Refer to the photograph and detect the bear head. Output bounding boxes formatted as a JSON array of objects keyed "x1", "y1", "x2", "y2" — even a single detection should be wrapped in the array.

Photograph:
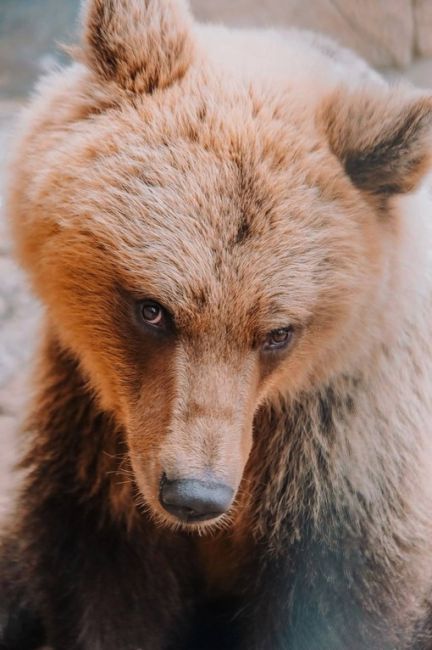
[{"x1": 8, "y1": 0, "x2": 432, "y2": 530}]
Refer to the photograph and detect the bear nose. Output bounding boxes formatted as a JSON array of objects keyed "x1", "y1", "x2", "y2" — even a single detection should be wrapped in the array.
[{"x1": 159, "y1": 477, "x2": 234, "y2": 522}]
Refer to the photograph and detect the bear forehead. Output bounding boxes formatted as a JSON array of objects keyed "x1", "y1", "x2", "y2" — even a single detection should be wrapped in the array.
[
  {"x1": 44, "y1": 77, "x2": 365, "y2": 327},
  {"x1": 59, "y1": 72, "x2": 329, "y2": 203},
  {"x1": 60, "y1": 79, "x2": 347, "y2": 253}
]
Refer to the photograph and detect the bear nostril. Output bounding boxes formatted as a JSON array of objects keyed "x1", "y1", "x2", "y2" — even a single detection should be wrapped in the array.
[{"x1": 159, "y1": 477, "x2": 234, "y2": 523}]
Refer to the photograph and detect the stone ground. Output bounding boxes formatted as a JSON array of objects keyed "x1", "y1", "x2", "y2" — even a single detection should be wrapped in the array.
[
  {"x1": 0, "y1": 5, "x2": 431, "y2": 527},
  {"x1": 0, "y1": 101, "x2": 41, "y2": 521}
]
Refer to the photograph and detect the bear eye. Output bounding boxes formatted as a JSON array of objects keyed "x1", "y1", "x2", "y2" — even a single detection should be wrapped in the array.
[
  {"x1": 138, "y1": 300, "x2": 166, "y2": 328},
  {"x1": 262, "y1": 326, "x2": 294, "y2": 352}
]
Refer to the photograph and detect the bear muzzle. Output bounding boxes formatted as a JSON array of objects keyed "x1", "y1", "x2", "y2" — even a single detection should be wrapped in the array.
[{"x1": 159, "y1": 475, "x2": 234, "y2": 523}]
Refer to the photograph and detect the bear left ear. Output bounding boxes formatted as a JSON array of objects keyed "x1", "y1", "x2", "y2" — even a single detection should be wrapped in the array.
[
  {"x1": 81, "y1": 0, "x2": 194, "y2": 93},
  {"x1": 321, "y1": 87, "x2": 432, "y2": 196}
]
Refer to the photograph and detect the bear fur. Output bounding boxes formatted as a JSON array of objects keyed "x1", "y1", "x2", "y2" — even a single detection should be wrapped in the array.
[{"x1": 2, "y1": 1, "x2": 432, "y2": 648}]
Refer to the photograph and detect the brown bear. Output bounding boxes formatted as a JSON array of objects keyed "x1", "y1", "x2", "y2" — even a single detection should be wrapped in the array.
[{"x1": 2, "y1": 0, "x2": 432, "y2": 648}]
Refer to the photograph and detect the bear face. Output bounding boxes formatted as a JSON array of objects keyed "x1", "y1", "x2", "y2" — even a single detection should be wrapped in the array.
[{"x1": 8, "y1": 0, "x2": 432, "y2": 531}]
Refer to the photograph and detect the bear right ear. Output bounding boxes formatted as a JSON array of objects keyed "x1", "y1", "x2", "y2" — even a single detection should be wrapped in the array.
[
  {"x1": 321, "y1": 86, "x2": 432, "y2": 197},
  {"x1": 81, "y1": 0, "x2": 195, "y2": 93}
]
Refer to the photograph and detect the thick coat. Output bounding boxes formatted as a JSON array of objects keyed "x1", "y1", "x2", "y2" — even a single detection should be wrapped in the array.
[{"x1": 2, "y1": 1, "x2": 432, "y2": 648}]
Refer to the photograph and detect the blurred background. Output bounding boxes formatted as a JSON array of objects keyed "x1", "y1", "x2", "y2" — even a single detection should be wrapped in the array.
[{"x1": 0, "y1": 0, "x2": 431, "y2": 518}]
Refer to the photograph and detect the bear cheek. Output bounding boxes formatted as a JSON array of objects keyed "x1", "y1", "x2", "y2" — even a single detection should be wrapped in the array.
[{"x1": 124, "y1": 356, "x2": 177, "y2": 492}]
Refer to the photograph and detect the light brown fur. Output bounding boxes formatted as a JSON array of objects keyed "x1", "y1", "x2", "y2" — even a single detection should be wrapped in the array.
[{"x1": 4, "y1": 1, "x2": 432, "y2": 648}]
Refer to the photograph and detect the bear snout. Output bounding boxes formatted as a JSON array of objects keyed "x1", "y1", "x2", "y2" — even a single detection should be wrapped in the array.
[{"x1": 159, "y1": 475, "x2": 234, "y2": 523}]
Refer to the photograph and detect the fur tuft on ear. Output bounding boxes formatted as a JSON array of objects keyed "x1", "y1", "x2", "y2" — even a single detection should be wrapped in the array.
[
  {"x1": 81, "y1": 0, "x2": 195, "y2": 93},
  {"x1": 321, "y1": 87, "x2": 432, "y2": 196}
]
